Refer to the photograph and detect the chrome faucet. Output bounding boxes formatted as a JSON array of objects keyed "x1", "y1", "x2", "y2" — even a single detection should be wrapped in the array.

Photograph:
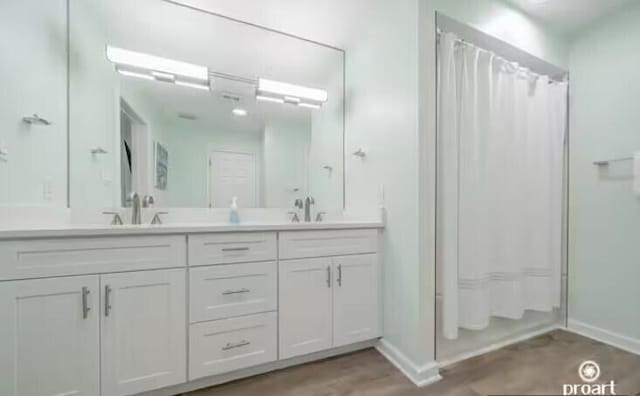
[
  {"x1": 142, "y1": 195, "x2": 154, "y2": 208},
  {"x1": 304, "y1": 196, "x2": 315, "y2": 222},
  {"x1": 130, "y1": 192, "x2": 141, "y2": 225}
]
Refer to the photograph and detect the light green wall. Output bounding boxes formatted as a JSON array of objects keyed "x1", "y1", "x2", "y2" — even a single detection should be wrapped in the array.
[
  {"x1": 158, "y1": 119, "x2": 263, "y2": 208},
  {"x1": 262, "y1": 122, "x2": 310, "y2": 208},
  {"x1": 429, "y1": 0, "x2": 569, "y2": 68},
  {"x1": 69, "y1": 0, "x2": 119, "y2": 208},
  {"x1": 310, "y1": 67, "x2": 344, "y2": 210},
  {"x1": 568, "y1": 1, "x2": 640, "y2": 341},
  {"x1": 0, "y1": 0, "x2": 67, "y2": 207}
]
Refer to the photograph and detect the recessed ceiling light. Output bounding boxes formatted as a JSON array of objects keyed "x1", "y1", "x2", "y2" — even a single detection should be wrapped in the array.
[{"x1": 232, "y1": 108, "x2": 248, "y2": 117}]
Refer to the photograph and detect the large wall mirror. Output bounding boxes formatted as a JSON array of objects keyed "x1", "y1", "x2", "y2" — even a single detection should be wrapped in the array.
[
  {"x1": 69, "y1": 0, "x2": 344, "y2": 209},
  {"x1": 0, "y1": 0, "x2": 344, "y2": 210},
  {"x1": 0, "y1": 1, "x2": 68, "y2": 207}
]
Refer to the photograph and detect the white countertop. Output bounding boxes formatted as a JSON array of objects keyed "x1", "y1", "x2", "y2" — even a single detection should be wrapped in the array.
[{"x1": 0, "y1": 220, "x2": 384, "y2": 240}]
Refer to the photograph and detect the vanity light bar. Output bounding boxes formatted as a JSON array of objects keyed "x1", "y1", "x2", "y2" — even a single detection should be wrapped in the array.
[
  {"x1": 115, "y1": 66, "x2": 210, "y2": 91},
  {"x1": 175, "y1": 80, "x2": 210, "y2": 91},
  {"x1": 256, "y1": 78, "x2": 328, "y2": 108},
  {"x1": 117, "y1": 69, "x2": 154, "y2": 81},
  {"x1": 284, "y1": 96, "x2": 301, "y2": 103},
  {"x1": 151, "y1": 70, "x2": 176, "y2": 82},
  {"x1": 106, "y1": 46, "x2": 209, "y2": 81},
  {"x1": 256, "y1": 95, "x2": 285, "y2": 104},
  {"x1": 298, "y1": 102, "x2": 321, "y2": 109}
]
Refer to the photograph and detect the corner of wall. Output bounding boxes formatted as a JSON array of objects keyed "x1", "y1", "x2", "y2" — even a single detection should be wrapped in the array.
[
  {"x1": 376, "y1": 338, "x2": 442, "y2": 387},
  {"x1": 567, "y1": 319, "x2": 640, "y2": 356}
]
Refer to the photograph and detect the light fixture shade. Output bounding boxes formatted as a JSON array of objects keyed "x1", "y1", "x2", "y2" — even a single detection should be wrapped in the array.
[
  {"x1": 298, "y1": 102, "x2": 321, "y2": 109},
  {"x1": 117, "y1": 69, "x2": 154, "y2": 81},
  {"x1": 257, "y1": 78, "x2": 328, "y2": 107},
  {"x1": 256, "y1": 95, "x2": 285, "y2": 104},
  {"x1": 174, "y1": 80, "x2": 210, "y2": 91},
  {"x1": 106, "y1": 46, "x2": 208, "y2": 81}
]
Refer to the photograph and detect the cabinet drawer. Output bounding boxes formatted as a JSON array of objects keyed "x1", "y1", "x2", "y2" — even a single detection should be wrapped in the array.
[
  {"x1": 279, "y1": 229, "x2": 378, "y2": 259},
  {"x1": 0, "y1": 235, "x2": 186, "y2": 280},
  {"x1": 188, "y1": 233, "x2": 276, "y2": 266},
  {"x1": 190, "y1": 262, "x2": 277, "y2": 323},
  {"x1": 189, "y1": 312, "x2": 277, "y2": 380}
]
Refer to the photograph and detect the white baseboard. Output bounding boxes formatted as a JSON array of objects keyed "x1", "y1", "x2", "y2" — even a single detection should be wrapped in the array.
[
  {"x1": 567, "y1": 319, "x2": 640, "y2": 356},
  {"x1": 437, "y1": 324, "x2": 560, "y2": 367},
  {"x1": 375, "y1": 339, "x2": 442, "y2": 387}
]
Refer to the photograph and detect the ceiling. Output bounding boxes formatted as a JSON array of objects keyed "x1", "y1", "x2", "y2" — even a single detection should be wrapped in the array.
[{"x1": 504, "y1": 0, "x2": 636, "y2": 34}]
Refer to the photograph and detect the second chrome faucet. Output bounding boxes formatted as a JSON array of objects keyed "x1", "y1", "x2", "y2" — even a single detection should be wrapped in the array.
[
  {"x1": 292, "y1": 196, "x2": 316, "y2": 223},
  {"x1": 129, "y1": 193, "x2": 157, "y2": 225}
]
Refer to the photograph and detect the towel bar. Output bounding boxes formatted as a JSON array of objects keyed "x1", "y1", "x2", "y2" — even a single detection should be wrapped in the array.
[{"x1": 593, "y1": 156, "x2": 633, "y2": 166}]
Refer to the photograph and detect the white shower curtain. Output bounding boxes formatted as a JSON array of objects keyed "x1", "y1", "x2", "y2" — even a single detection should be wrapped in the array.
[{"x1": 437, "y1": 32, "x2": 567, "y2": 340}]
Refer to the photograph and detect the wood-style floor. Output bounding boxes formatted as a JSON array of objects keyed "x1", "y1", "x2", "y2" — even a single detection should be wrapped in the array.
[{"x1": 186, "y1": 330, "x2": 640, "y2": 396}]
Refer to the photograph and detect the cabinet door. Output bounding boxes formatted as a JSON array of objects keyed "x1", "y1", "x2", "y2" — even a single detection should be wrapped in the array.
[
  {"x1": 0, "y1": 276, "x2": 99, "y2": 396},
  {"x1": 101, "y1": 269, "x2": 186, "y2": 396},
  {"x1": 279, "y1": 258, "x2": 333, "y2": 359},
  {"x1": 333, "y1": 254, "x2": 381, "y2": 347}
]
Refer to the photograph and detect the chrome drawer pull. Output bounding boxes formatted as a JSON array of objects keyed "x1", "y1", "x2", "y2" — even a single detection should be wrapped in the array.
[
  {"x1": 337, "y1": 264, "x2": 343, "y2": 287},
  {"x1": 222, "y1": 288, "x2": 250, "y2": 295},
  {"x1": 81, "y1": 287, "x2": 91, "y2": 319},
  {"x1": 326, "y1": 265, "x2": 331, "y2": 288},
  {"x1": 222, "y1": 340, "x2": 251, "y2": 351},
  {"x1": 221, "y1": 247, "x2": 250, "y2": 252},
  {"x1": 104, "y1": 285, "x2": 112, "y2": 317}
]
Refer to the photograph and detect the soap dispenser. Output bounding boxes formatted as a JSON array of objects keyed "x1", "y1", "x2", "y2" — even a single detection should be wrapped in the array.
[{"x1": 229, "y1": 196, "x2": 240, "y2": 224}]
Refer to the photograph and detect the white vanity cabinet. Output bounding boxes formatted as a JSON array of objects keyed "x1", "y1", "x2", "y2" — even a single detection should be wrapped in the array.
[
  {"x1": 0, "y1": 236, "x2": 187, "y2": 396},
  {"x1": 0, "y1": 225, "x2": 382, "y2": 395},
  {"x1": 0, "y1": 276, "x2": 100, "y2": 396},
  {"x1": 278, "y1": 230, "x2": 381, "y2": 359},
  {"x1": 332, "y1": 254, "x2": 381, "y2": 347},
  {"x1": 100, "y1": 269, "x2": 186, "y2": 396},
  {"x1": 189, "y1": 261, "x2": 277, "y2": 322},
  {"x1": 189, "y1": 312, "x2": 277, "y2": 380},
  {"x1": 187, "y1": 232, "x2": 279, "y2": 381},
  {"x1": 279, "y1": 257, "x2": 334, "y2": 358}
]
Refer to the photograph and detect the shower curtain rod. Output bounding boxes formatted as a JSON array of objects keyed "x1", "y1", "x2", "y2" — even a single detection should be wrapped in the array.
[{"x1": 436, "y1": 29, "x2": 567, "y2": 84}]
